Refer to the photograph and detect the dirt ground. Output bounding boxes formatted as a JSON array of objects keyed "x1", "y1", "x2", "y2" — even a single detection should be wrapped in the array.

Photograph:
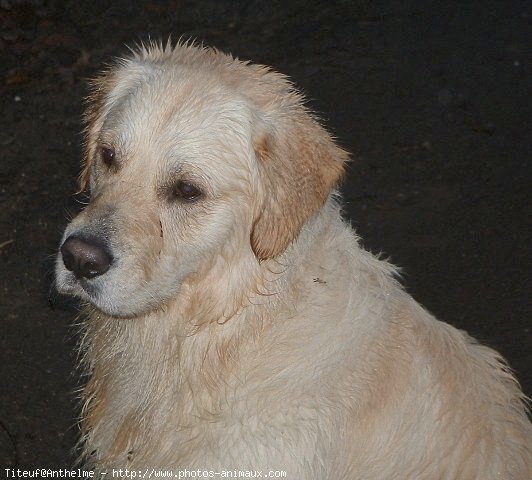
[{"x1": 1, "y1": 0, "x2": 530, "y2": 468}]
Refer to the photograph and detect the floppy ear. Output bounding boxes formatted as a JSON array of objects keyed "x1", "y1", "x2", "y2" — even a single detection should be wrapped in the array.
[
  {"x1": 78, "y1": 70, "x2": 117, "y2": 193},
  {"x1": 251, "y1": 114, "x2": 348, "y2": 260},
  {"x1": 78, "y1": 57, "x2": 157, "y2": 193}
]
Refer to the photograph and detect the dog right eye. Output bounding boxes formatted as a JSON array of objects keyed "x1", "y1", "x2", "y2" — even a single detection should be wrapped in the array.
[
  {"x1": 173, "y1": 181, "x2": 202, "y2": 201},
  {"x1": 100, "y1": 146, "x2": 115, "y2": 167}
]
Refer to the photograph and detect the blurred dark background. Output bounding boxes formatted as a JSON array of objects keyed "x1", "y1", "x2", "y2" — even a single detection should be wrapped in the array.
[{"x1": 1, "y1": 0, "x2": 530, "y2": 467}]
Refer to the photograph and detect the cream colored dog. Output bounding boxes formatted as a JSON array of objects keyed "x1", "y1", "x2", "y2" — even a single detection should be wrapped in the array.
[{"x1": 56, "y1": 42, "x2": 531, "y2": 478}]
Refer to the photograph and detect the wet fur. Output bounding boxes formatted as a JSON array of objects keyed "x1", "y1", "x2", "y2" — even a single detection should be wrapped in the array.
[{"x1": 56, "y1": 42, "x2": 531, "y2": 478}]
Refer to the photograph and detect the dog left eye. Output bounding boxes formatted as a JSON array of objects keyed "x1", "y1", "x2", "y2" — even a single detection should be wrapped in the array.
[
  {"x1": 100, "y1": 146, "x2": 115, "y2": 166},
  {"x1": 173, "y1": 181, "x2": 202, "y2": 201}
]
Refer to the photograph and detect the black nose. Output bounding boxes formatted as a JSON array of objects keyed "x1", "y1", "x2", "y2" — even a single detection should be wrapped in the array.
[{"x1": 61, "y1": 235, "x2": 113, "y2": 279}]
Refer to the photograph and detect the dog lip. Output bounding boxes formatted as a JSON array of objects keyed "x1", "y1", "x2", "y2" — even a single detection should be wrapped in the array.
[{"x1": 78, "y1": 277, "x2": 99, "y2": 296}]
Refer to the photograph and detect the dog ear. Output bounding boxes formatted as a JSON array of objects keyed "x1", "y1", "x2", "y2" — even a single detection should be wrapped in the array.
[
  {"x1": 78, "y1": 57, "x2": 157, "y2": 193},
  {"x1": 78, "y1": 70, "x2": 117, "y2": 193},
  {"x1": 251, "y1": 115, "x2": 348, "y2": 260}
]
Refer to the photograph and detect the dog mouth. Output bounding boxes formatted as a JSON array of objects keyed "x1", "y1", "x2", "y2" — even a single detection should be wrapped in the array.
[
  {"x1": 77, "y1": 277, "x2": 99, "y2": 296},
  {"x1": 57, "y1": 267, "x2": 125, "y2": 317},
  {"x1": 57, "y1": 250, "x2": 160, "y2": 319},
  {"x1": 56, "y1": 266, "x2": 101, "y2": 300}
]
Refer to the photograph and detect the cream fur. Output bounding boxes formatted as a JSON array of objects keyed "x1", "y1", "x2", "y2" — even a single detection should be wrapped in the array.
[{"x1": 56, "y1": 41, "x2": 531, "y2": 479}]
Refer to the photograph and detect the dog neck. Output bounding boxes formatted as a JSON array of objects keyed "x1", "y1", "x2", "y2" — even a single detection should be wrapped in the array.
[{"x1": 78, "y1": 200, "x2": 343, "y2": 465}]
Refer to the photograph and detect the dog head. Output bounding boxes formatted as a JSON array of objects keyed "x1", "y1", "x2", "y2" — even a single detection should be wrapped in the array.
[{"x1": 55, "y1": 42, "x2": 347, "y2": 318}]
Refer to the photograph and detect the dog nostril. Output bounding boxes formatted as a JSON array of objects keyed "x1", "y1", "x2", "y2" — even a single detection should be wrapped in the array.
[
  {"x1": 61, "y1": 248, "x2": 76, "y2": 272},
  {"x1": 60, "y1": 236, "x2": 113, "y2": 279}
]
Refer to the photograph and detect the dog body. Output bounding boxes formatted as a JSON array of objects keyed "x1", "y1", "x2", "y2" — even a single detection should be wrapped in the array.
[{"x1": 56, "y1": 43, "x2": 531, "y2": 478}]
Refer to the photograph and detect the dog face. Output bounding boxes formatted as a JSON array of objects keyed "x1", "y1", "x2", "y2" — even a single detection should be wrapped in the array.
[{"x1": 55, "y1": 43, "x2": 347, "y2": 318}]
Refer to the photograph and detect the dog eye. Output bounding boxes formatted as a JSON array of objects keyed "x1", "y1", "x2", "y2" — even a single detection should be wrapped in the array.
[
  {"x1": 173, "y1": 181, "x2": 202, "y2": 201},
  {"x1": 100, "y1": 146, "x2": 115, "y2": 166}
]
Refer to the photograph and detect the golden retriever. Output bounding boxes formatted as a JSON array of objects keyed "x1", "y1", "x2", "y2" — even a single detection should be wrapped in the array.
[{"x1": 55, "y1": 41, "x2": 531, "y2": 478}]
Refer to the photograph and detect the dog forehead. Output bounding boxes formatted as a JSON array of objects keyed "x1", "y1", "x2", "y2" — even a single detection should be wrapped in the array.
[{"x1": 106, "y1": 65, "x2": 255, "y2": 150}]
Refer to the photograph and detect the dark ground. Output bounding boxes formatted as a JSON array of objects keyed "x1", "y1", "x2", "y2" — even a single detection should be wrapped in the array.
[{"x1": 1, "y1": 0, "x2": 530, "y2": 469}]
